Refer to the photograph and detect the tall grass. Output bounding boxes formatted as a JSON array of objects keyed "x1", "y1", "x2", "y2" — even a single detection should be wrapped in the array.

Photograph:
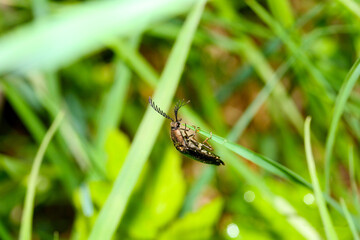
[
  {"x1": 19, "y1": 112, "x2": 64, "y2": 240},
  {"x1": 0, "y1": 0, "x2": 359, "y2": 239},
  {"x1": 88, "y1": 1, "x2": 207, "y2": 239}
]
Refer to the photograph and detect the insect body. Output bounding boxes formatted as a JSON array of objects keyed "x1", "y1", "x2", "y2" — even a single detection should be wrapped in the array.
[{"x1": 149, "y1": 97, "x2": 224, "y2": 166}]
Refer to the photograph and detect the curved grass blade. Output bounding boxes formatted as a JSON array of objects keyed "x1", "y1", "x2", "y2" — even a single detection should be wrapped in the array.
[
  {"x1": 88, "y1": 1, "x2": 207, "y2": 239},
  {"x1": 0, "y1": 0, "x2": 196, "y2": 75},
  {"x1": 182, "y1": 109, "x2": 321, "y2": 238},
  {"x1": 304, "y1": 117, "x2": 338, "y2": 240},
  {"x1": 324, "y1": 56, "x2": 360, "y2": 193},
  {"x1": 1, "y1": 80, "x2": 79, "y2": 192},
  {"x1": 186, "y1": 125, "x2": 311, "y2": 188},
  {"x1": 19, "y1": 111, "x2": 65, "y2": 240},
  {"x1": 182, "y1": 110, "x2": 360, "y2": 231}
]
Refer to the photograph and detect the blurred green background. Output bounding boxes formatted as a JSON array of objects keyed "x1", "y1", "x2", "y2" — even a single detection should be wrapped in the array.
[{"x1": 1, "y1": 0, "x2": 360, "y2": 239}]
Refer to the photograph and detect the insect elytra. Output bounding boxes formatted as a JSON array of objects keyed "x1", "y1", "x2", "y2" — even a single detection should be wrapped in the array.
[{"x1": 149, "y1": 97, "x2": 224, "y2": 166}]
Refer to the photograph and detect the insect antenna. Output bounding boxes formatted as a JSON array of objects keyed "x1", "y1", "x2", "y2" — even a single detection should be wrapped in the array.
[
  {"x1": 148, "y1": 97, "x2": 175, "y2": 122},
  {"x1": 174, "y1": 99, "x2": 190, "y2": 122}
]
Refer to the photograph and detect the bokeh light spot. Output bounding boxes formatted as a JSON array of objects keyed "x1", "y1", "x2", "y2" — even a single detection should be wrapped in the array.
[
  {"x1": 226, "y1": 223, "x2": 240, "y2": 238},
  {"x1": 303, "y1": 193, "x2": 315, "y2": 205},
  {"x1": 244, "y1": 190, "x2": 255, "y2": 202}
]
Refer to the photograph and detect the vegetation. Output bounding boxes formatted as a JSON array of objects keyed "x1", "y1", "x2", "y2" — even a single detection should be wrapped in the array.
[{"x1": 0, "y1": 0, "x2": 360, "y2": 239}]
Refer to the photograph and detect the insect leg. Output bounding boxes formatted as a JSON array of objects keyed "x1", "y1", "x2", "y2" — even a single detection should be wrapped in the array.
[
  {"x1": 182, "y1": 124, "x2": 191, "y2": 139},
  {"x1": 181, "y1": 124, "x2": 198, "y2": 140},
  {"x1": 201, "y1": 132, "x2": 214, "y2": 151},
  {"x1": 180, "y1": 123, "x2": 191, "y2": 132}
]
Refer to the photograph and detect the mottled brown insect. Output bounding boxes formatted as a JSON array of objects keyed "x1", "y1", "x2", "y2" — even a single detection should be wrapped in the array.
[{"x1": 149, "y1": 97, "x2": 224, "y2": 166}]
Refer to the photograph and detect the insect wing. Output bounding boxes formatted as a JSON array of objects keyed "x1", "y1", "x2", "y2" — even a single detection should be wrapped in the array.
[{"x1": 183, "y1": 147, "x2": 224, "y2": 166}]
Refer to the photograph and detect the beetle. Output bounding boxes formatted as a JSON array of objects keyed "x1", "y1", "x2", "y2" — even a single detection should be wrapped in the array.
[{"x1": 148, "y1": 97, "x2": 224, "y2": 166}]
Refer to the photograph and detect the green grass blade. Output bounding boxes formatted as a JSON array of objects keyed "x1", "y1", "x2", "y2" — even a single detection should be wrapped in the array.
[
  {"x1": 0, "y1": 0, "x2": 196, "y2": 75},
  {"x1": 182, "y1": 109, "x2": 321, "y2": 239},
  {"x1": 1, "y1": 80, "x2": 79, "y2": 191},
  {"x1": 266, "y1": 0, "x2": 294, "y2": 27},
  {"x1": 341, "y1": 198, "x2": 360, "y2": 240},
  {"x1": 246, "y1": 0, "x2": 334, "y2": 100},
  {"x1": 95, "y1": 37, "x2": 140, "y2": 150},
  {"x1": 183, "y1": 109, "x2": 360, "y2": 231},
  {"x1": 88, "y1": 2, "x2": 206, "y2": 239},
  {"x1": 186, "y1": 125, "x2": 311, "y2": 188},
  {"x1": 211, "y1": 34, "x2": 304, "y2": 135},
  {"x1": 304, "y1": 117, "x2": 338, "y2": 240},
  {"x1": 19, "y1": 111, "x2": 65, "y2": 240},
  {"x1": 113, "y1": 39, "x2": 159, "y2": 88},
  {"x1": 237, "y1": 35, "x2": 304, "y2": 134},
  {"x1": 324, "y1": 56, "x2": 360, "y2": 193},
  {"x1": 227, "y1": 58, "x2": 294, "y2": 141},
  {"x1": 28, "y1": 73, "x2": 105, "y2": 176}
]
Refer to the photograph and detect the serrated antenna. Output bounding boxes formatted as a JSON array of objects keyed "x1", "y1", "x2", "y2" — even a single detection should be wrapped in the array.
[{"x1": 148, "y1": 97, "x2": 175, "y2": 122}]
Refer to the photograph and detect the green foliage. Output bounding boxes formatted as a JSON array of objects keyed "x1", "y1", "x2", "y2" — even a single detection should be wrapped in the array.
[
  {"x1": 105, "y1": 130, "x2": 130, "y2": 181},
  {"x1": 127, "y1": 147, "x2": 186, "y2": 238},
  {"x1": 158, "y1": 197, "x2": 223, "y2": 240},
  {"x1": 1, "y1": 0, "x2": 360, "y2": 239}
]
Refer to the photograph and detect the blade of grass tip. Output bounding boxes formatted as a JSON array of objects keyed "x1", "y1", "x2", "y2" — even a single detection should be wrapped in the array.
[
  {"x1": 95, "y1": 36, "x2": 140, "y2": 150},
  {"x1": 186, "y1": 125, "x2": 312, "y2": 189},
  {"x1": 29, "y1": 71, "x2": 110, "y2": 177},
  {"x1": 1, "y1": 80, "x2": 79, "y2": 192},
  {"x1": 88, "y1": 1, "x2": 206, "y2": 239},
  {"x1": 182, "y1": 110, "x2": 321, "y2": 239},
  {"x1": 183, "y1": 111, "x2": 360, "y2": 231},
  {"x1": 341, "y1": 198, "x2": 360, "y2": 240},
  {"x1": 19, "y1": 111, "x2": 65, "y2": 240},
  {"x1": 349, "y1": 145, "x2": 360, "y2": 218},
  {"x1": 28, "y1": 75, "x2": 93, "y2": 172},
  {"x1": 324, "y1": 56, "x2": 360, "y2": 194},
  {"x1": 304, "y1": 117, "x2": 338, "y2": 240}
]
